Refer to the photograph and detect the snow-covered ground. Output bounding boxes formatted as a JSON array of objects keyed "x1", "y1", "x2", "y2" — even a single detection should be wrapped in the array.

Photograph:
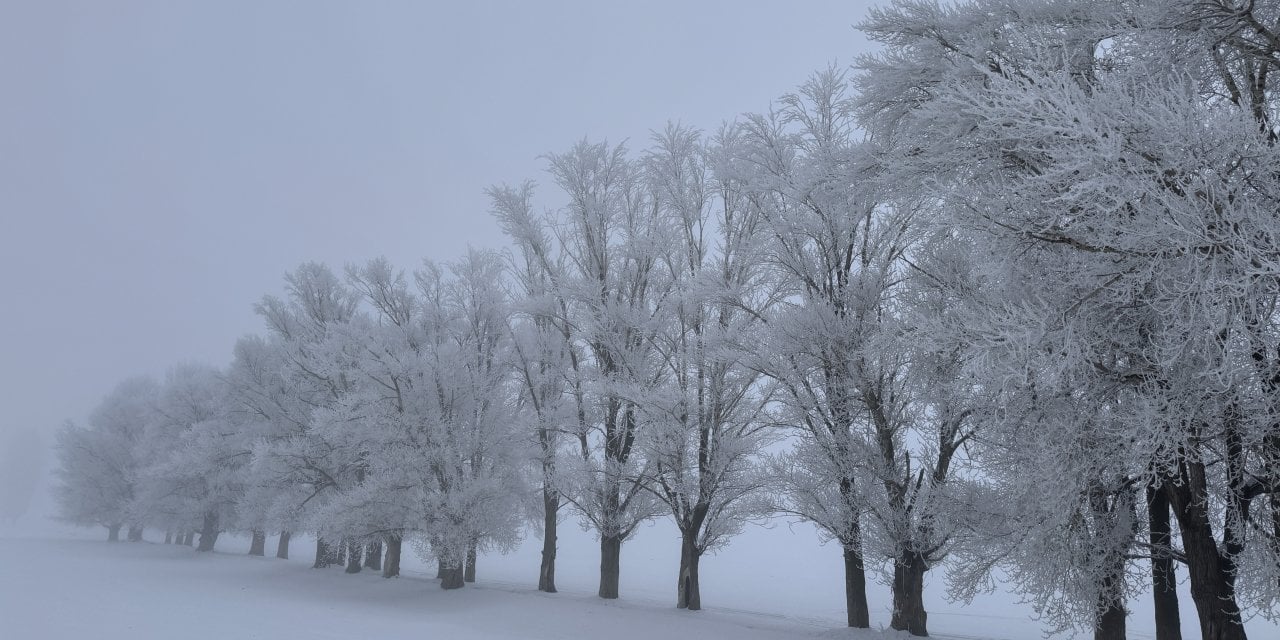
[{"x1": 3, "y1": 516, "x2": 1278, "y2": 639}]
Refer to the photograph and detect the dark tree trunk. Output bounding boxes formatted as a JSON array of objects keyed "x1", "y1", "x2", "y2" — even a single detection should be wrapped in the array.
[
  {"x1": 107, "y1": 523, "x2": 122, "y2": 542},
  {"x1": 183, "y1": 531, "x2": 194, "y2": 546},
  {"x1": 539, "y1": 489, "x2": 558, "y2": 593},
  {"x1": 364, "y1": 539, "x2": 382, "y2": 570},
  {"x1": 843, "y1": 544, "x2": 870, "y2": 628},
  {"x1": 436, "y1": 558, "x2": 446, "y2": 579},
  {"x1": 1273, "y1": 491, "x2": 1280, "y2": 594},
  {"x1": 164, "y1": 531, "x2": 172, "y2": 544},
  {"x1": 440, "y1": 557, "x2": 465, "y2": 590},
  {"x1": 127, "y1": 525, "x2": 143, "y2": 542},
  {"x1": 1095, "y1": 566, "x2": 1127, "y2": 640},
  {"x1": 1166, "y1": 473, "x2": 1248, "y2": 640},
  {"x1": 195, "y1": 512, "x2": 219, "y2": 552},
  {"x1": 1148, "y1": 485, "x2": 1182, "y2": 640},
  {"x1": 1095, "y1": 593, "x2": 1127, "y2": 640},
  {"x1": 465, "y1": 542, "x2": 477, "y2": 582},
  {"x1": 345, "y1": 539, "x2": 362, "y2": 574},
  {"x1": 538, "y1": 449, "x2": 559, "y2": 593},
  {"x1": 676, "y1": 533, "x2": 702, "y2": 610},
  {"x1": 890, "y1": 550, "x2": 929, "y2": 636},
  {"x1": 313, "y1": 537, "x2": 333, "y2": 568},
  {"x1": 276, "y1": 531, "x2": 291, "y2": 559},
  {"x1": 382, "y1": 534, "x2": 401, "y2": 578},
  {"x1": 249, "y1": 530, "x2": 266, "y2": 556},
  {"x1": 599, "y1": 534, "x2": 622, "y2": 599}
]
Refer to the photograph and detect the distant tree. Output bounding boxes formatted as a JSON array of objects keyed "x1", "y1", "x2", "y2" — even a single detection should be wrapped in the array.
[
  {"x1": 132, "y1": 364, "x2": 239, "y2": 552},
  {"x1": 54, "y1": 377, "x2": 157, "y2": 541}
]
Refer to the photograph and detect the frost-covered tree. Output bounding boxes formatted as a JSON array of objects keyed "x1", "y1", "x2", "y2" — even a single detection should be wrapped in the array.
[
  {"x1": 858, "y1": 1, "x2": 1280, "y2": 638},
  {"x1": 251, "y1": 262, "x2": 361, "y2": 567},
  {"x1": 492, "y1": 184, "x2": 574, "y2": 593},
  {"x1": 493, "y1": 139, "x2": 668, "y2": 599},
  {"x1": 309, "y1": 254, "x2": 526, "y2": 589},
  {"x1": 727, "y1": 69, "x2": 887, "y2": 630},
  {"x1": 639, "y1": 123, "x2": 776, "y2": 610},
  {"x1": 132, "y1": 364, "x2": 239, "y2": 552},
  {"x1": 226, "y1": 333, "x2": 305, "y2": 559},
  {"x1": 54, "y1": 376, "x2": 157, "y2": 541}
]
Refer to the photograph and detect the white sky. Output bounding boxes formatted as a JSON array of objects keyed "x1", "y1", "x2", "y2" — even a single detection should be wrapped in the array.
[{"x1": 0, "y1": 0, "x2": 877, "y2": 441}]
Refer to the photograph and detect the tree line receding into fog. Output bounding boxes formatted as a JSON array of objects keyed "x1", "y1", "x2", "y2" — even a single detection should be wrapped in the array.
[{"x1": 54, "y1": 2, "x2": 1280, "y2": 639}]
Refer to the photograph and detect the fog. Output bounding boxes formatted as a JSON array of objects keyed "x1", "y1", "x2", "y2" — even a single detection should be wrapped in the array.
[{"x1": 0, "y1": 0, "x2": 870, "y2": 512}]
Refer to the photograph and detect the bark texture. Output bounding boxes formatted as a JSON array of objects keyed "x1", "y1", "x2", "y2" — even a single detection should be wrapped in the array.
[
  {"x1": 382, "y1": 535, "x2": 401, "y2": 578},
  {"x1": 464, "y1": 543, "x2": 477, "y2": 583},
  {"x1": 1148, "y1": 485, "x2": 1182, "y2": 640},
  {"x1": 313, "y1": 538, "x2": 333, "y2": 568},
  {"x1": 1166, "y1": 471, "x2": 1248, "y2": 640},
  {"x1": 440, "y1": 562, "x2": 465, "y2": 590},
  {"x1": 676, "y1": 534, "x2": 702, "y2": 610},
  {"x1": 890, "y1": 550, "x2": 928, "y2": 636},
  {"x1": 598, "y1": 534, "x2": 622, "y2": 599},
  {"x1": 539, "y1": 493, "x2": 558, "y2": 593},
  {"x1": 843, "y1": 544, "x2": 870, "y2": 628},
  {"x1": 344, "y1": 539, "x2": 362, "y2": 574},
  {"x1": 248, "y1": 530, "x2": 266, "y2": 556},
  {"x1": 364, "y1": 540, "x2": 382, "y2": 570},
  {"x1": 195, "y1": 512, "x2": 219, "y2": 552}
]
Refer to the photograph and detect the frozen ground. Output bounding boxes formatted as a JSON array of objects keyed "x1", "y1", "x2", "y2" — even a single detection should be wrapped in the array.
[{"x1": 3, "y1": 515, "x2": 1279, "y2": 639}]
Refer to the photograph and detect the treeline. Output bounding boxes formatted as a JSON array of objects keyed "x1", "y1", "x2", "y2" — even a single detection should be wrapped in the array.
[{"x1": 54, "y1": 2, "x2": 1280, "y2": 639}]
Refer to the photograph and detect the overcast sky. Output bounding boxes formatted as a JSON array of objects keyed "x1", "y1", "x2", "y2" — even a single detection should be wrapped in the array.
[{"x1": 0, "y1": 0, "x2": 877, "y2": 443}]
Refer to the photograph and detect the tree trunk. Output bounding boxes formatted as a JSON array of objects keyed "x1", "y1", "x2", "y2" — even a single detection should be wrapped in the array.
[
  {"x1": 107, "y1": 523, "x2": 121, "y2": 542},
  {"x1": 599, "y1": 534, "x2": 622, "y2": 599},
  {"x1": 676, "y1": 532, "x2": 702, "y2": 610},
  {"x1": 1095, "y1": 565, "x2": 1127, "y2": 640},
  {"x1": 465, "y1": 542, "x2": 477, "y2": 582},
  {"x1": 328, "y1": 538, "x2": 344, "y2": 566},
  {"x1": 436, "y1": 558, "x2": 446, "y2": 579},
  {"x1": 440, "y1": 556, "x2": 465, "y2": 590},
  {"x1": 382, "y1": 534, "x2": 401, "y2": 578},
  {"x1": 539, "y1": 489, "x2": 558, "y2": 592},
  {"x1": 313, "y1": 537, "x2": 332, "y2": 568},
  {"x1": 249, "y1": 530, "x2": 266, "y2": 556},
  {"x1": 843, "y1": 543, "x2": 871, "y2": 628},
  {"x1": 184, "y1": 531, "x2": 194, "y2": 546},
  {"x1": 364, "y1": 539, "x2": 382, "y2": 570},
  {"x1": 276, "y1": 531, "x2": 291, "y2": 559},
  {"x1": 127, "y1": 525, "x2": 143, "y2": 542},
  {"x1": 1166, "y1": 474, "x2": 1248, "y2": 640},
  {"x1": 890, "y1": 550, "x2": 929, "y2": 636},
  {"x1": 195, "y1": 512, "x2": 219, "y2": 552},
  {"x1": 164, "y1": 531, "x2": 172, "y2": 544},
  {"x1": 344, "y1": 539, "x2": 362, "y2": 574},
  {"x1": 1148, "y1": 485, "x2": 1182, "y2": 640},
  {"x1": 1095, "y1": 594, "x2": 1127, "y2": 640}
]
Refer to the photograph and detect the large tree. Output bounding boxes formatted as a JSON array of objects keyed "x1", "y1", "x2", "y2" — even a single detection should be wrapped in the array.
[{"x1": 859, "y1": 1, "x2": 1280, "y2": 638}]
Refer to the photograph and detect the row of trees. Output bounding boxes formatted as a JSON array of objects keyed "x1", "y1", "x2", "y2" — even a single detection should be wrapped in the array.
[{"x1": 55, "y1": 1, "x2": 1280, "y2": 639}]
